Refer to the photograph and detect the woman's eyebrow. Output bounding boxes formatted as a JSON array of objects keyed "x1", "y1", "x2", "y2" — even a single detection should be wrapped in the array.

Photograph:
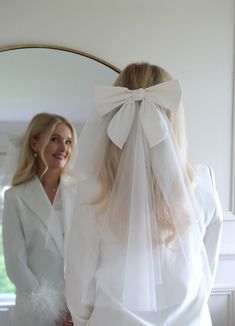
[{"x1": 51, "y1": 133, "x2": 72, "y2": 139}]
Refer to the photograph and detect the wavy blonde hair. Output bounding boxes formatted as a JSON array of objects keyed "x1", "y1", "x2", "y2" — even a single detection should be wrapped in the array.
[
  {"x1": 12, "y1": 113, "x2": 77, "y2": 186},
  {"x1": 94, "y1": 62, "x2": 195, "y2": 244}
]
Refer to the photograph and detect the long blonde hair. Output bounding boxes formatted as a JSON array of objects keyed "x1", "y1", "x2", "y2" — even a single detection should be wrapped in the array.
[
  {"x1": 94, "y1": 62, "x2": 195, "y2": 243},
  {"x1": 12, "y1": 113, "x2": 77, "y2": 186}
]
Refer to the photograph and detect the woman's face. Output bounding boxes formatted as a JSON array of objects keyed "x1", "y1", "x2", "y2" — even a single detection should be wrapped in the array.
[{"x1": 32, "y1": 123, "x2": 73, "y2": 173}]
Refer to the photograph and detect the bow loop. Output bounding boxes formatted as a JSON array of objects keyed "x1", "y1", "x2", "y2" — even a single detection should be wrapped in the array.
[{"x1": 95, "y1": 80, "x2": 182, "y2": 149}]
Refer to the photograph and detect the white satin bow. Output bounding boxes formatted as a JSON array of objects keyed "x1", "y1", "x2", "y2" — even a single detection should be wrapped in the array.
[{"x1": 95, "y1": 80, "x2": 183, "y2": 149}]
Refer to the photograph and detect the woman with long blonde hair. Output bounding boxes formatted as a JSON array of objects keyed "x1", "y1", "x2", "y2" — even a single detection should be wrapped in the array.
[
  {"x1": 65, "y1": 63, "x2": 222, "y2": 326},
  {"x1": 3, "y1": 112, "x2": 77, "y2": 326}
]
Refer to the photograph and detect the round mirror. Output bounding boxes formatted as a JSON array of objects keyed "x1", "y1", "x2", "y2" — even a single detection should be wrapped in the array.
[
  {"x1": 0, "y1": 45, "x2": 119, "y2": 298},
  {"x1": 0, "y1": 44, "x2": 120, "y2": 152}
]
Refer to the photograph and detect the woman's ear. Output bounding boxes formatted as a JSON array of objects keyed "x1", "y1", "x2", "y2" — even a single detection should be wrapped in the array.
[{"x1": 30, "y1": 137, "x2": 38, "y2": 152}]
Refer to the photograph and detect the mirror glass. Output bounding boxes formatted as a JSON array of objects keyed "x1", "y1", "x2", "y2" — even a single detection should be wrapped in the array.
[
  {"x1": 0, "y1": 46, "x2": 119, "y2": 123},
  {"x1": 0, "y1": 45, "x2": 119, "y2": 296},
  {"x1": 0, "y1": 45, "x2": 120, "y2": 161}
]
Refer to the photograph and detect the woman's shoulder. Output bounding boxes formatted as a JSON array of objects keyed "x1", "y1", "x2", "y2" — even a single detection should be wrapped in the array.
[
  {"x1": 3, "y1": 185, "x2": 23, "y2": 207},
  {"x1": 4, "y1": 183, "x2": 24, "y2": 197},
  {"x1": 195, "y1": 164, "x2": 216, "y2": 191},
  {"x1": 4, "y1": 177, "x2": 37, "y2": 200},
  {"x1": 194, "y1": 164, "x2": 218, "y2": 224}
]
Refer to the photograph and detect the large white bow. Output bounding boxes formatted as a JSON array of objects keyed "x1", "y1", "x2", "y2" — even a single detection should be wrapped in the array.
[{"x1": 95, "y1": 80, "x2": 183, "y2": 149}]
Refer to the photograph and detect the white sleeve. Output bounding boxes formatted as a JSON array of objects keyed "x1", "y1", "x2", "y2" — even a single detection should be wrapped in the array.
[
  {"x1": 65, "y1": 203, "x2": 100, "y2": 326},
  {"x1": 203, "y1": 168, "x2": 223, "y2": 286},
  {"x1": 2, "y1": 189, "x2": 39, "y2": 293}
]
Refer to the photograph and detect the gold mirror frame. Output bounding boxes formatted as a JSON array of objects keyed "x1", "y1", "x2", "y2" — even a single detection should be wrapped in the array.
[{"x1": 0, "y1": 44, "x2": 120, "y2": 73}]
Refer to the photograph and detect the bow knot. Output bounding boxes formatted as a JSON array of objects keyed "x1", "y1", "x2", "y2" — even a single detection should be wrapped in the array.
[
  {"x1": 95, "y1": 80, "x2": 183, "y2": 149},
  {"x1": 132, "y1": 88, "x2": 145, "y2": 101}
]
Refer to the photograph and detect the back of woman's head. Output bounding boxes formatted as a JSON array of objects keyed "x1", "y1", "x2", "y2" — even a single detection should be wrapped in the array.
[
  {"x1": 12, "y1": 112, "x2": 77, "y2": 186},
  {"x1": 114, "y1": 63, "x2": 172, "y2": 89},
  {"x1": 95, "y1": 62, "x2": 194, "y2": 203},
  {"x1": 115, "y1": 63, "x2": 185, "y2": 153},
  {"x1": 112, "y1": 62, "x2": 188, "y2": 165}
]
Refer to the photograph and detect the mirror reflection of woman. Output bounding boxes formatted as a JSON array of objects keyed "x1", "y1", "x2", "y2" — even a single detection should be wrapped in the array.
[
  {"x1": 3, "y1": 113, "x2": 77, "y2": 326},
  {"x1": 65, "y1": 63, "x2": 223, "y2": 326}
]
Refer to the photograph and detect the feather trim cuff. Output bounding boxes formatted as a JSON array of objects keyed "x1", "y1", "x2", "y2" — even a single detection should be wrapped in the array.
[{"x1": 28, "y1": 280, "x2": 66, "y2": 325}]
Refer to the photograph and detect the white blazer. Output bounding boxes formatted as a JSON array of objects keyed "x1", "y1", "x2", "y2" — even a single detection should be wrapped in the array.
[
  {"x1": 3, "y1": 175, "x2": 78, "y2": 326},
  {"x1": 65, "y1": 165, "x2": 223, "y2": 326}
]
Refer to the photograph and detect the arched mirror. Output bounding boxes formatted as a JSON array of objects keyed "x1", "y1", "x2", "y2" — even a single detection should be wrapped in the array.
[
  {"x1": 0, "y1": 44, "x2": 120, "y2": 160},
  {"x1": 0, "y1": 45, "x2": 119, "y2": 299},
  {"x1": 0, "y1": 44, "x2": 119, "y2": 123}
]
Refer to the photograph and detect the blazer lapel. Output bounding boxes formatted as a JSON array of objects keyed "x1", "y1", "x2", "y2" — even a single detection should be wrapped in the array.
[
  {"x1": 19, "y1": 177, "x2": 52, "y2": 226},
  {"x1": 19, "y1": 177, "x2": 64, "y2": 256}
]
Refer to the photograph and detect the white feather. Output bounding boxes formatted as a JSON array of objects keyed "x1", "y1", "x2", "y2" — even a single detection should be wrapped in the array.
[{"x1": 29, "y1": 279, "x2": 66, "y2": 325}]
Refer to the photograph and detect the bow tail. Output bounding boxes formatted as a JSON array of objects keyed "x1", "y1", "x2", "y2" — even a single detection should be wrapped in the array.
[
  {"x1": 107, "y1": 102, "x2": 136, "y2": 149},
  {"x1": 140, "y1": 101, "x2": 168, "y2": 147}
]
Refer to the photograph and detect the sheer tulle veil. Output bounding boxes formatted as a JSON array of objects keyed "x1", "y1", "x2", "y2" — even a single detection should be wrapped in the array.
[{"x1": 68, "y1": 76, "x2": 213, "y2": 312}]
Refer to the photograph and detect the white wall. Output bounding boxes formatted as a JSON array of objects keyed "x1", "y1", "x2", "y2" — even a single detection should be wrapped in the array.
[{"x1": 0, "y1": 0, "x2": 234, "y2": 325}]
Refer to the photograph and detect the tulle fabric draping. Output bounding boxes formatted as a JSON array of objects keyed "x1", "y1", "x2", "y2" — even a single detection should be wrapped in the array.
[{"x1": 68, "y1": 81, "x2": 213, "y2": 312}]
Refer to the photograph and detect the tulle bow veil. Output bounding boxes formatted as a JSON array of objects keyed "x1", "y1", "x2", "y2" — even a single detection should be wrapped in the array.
[{"x1": 68, "y1": 80, "x2": 212, "y2": 312}]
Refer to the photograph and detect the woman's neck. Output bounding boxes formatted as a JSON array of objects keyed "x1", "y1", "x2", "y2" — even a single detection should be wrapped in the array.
[{"x1": 38, "y1": 170, "x2": 61, "y2": 203}]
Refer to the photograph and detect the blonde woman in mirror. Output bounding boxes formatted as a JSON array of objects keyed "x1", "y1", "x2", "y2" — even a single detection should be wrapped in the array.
[
  {"x1": 3, "y1": 113, "x2": 78, "y2": 326},
  {"x1": 65, "y1": 63, "x2": 223, "y2": 326}
]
